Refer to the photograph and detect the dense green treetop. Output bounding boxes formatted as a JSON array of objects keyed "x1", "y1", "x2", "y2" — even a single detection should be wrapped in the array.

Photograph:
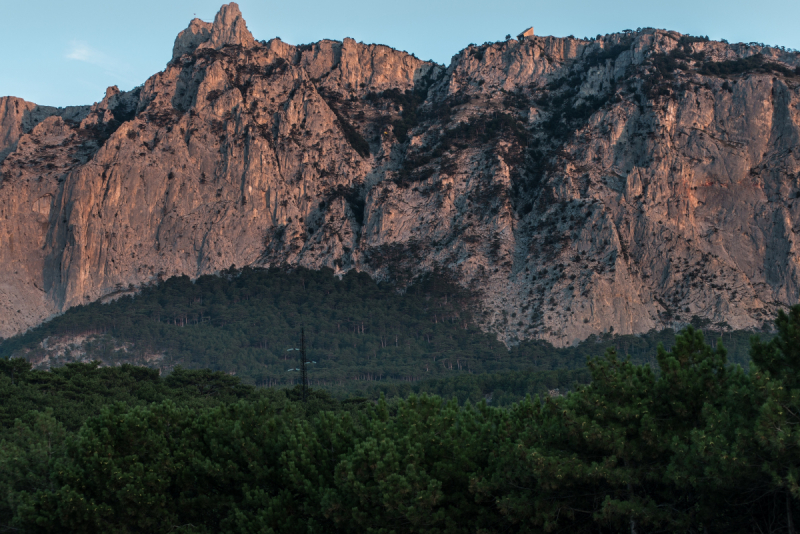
[{"x1": 0, "y1": 306, "x2": 798, "y2": 533}]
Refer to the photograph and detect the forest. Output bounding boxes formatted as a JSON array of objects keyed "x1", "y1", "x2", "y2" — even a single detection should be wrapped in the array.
[
  {"x1": 0, "y1": 306, "x2": 798, "y2": 533},
  {"x1": 0, "y1": 267, "x2": 757, "y2": 402}
]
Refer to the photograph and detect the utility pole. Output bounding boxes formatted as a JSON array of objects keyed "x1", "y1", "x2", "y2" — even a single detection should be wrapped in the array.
[{"x1": 300, "y1": 327, "x2": 307, "y2": 402}]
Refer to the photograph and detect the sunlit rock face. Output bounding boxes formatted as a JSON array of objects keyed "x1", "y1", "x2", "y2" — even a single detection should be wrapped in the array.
[{"x1": 1, "y1": 4, "x2": 799, "y2": 346}]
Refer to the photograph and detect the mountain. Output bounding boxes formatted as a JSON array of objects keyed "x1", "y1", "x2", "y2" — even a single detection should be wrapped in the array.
[{"x1": 1, "y1": 3, "x2": 799, "y2": 347}]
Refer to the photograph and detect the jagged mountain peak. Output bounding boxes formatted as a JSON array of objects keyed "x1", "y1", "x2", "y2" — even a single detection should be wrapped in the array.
[
  {"x1": 172, "y1": 19, "x2": 212, "y2": 59},
  {"x1": 1, "y1": 5, "x2": 800, "y2": 346},
  {"x1": 172, "y1": 2, "x2": 255, "y2": 60}
]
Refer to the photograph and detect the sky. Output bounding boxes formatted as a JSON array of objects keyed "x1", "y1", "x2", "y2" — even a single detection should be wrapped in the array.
[{"x1": 1, "y1": 0, "x2": 799, "y2": 108}]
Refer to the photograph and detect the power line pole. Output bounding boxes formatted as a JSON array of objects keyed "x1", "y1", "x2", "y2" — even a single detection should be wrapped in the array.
[{"x1": 300, "y1": 327, "x2": 307, "y2": 402}]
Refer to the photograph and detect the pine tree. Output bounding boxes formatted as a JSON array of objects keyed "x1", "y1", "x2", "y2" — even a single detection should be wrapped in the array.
[{"x1": 751, "y1": 306, "x2": 800, "y2": 532}]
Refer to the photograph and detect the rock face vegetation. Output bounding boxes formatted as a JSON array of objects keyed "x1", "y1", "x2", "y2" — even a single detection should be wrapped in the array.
[{"x1": 1, "y1": 3, "x2": 799, "y2": 346}]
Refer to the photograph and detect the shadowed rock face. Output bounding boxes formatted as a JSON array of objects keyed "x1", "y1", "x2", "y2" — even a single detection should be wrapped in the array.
[{"x1": 1, "y1": 4, "x2": 799, "y2": 346}]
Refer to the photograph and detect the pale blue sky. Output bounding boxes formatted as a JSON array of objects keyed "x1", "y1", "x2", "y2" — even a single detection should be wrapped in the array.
[{"x1": 2, "y1": 0, "x2": 798, "y2": 107}]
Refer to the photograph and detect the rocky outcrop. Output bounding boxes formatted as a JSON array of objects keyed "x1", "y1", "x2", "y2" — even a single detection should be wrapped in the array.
[
  {"x1": 0, "y1": 97, "x2": 89, "y2": 162},
  {"x1": 172, "y1": 19, "x2": 212, "y2": 60},
  {"x1": 1, "y1": 4, "x2": 799, "y2": 345},
  {"x1": 201, "y1": 2, "x2": 256, "y2": 51},
  {"x1": 172, "y1": 2, "x2": 254, "y2": 59}
]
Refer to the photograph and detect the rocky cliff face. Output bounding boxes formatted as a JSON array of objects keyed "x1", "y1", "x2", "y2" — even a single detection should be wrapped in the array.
[
  {"x1": 0, "y1": 97, "x2": 89, "y2": 161},
  {"x1": 2, "y1": 3, "x2": 799, "y2": 346}
]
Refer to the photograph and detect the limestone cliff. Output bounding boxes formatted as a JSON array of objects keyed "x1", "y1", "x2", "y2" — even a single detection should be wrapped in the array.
[
  {"x1": 1, "y1": 3, "x2": 799, "y2": 346},
  {"x1": 0, "y1": 97, "x2": 89, "y2": 161}
]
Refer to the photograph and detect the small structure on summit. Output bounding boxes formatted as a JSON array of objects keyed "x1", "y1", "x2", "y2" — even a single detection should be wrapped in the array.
[{"x1": 517, "y1": 27, "x2": 535, "y2": 40}]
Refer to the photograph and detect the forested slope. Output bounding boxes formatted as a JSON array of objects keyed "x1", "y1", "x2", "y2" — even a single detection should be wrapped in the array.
[{"x1": 0, "y1": 267, "x2": 759, "y2": 399}]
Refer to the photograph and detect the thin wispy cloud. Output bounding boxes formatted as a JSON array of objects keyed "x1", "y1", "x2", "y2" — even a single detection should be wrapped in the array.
[
  {"x1": 66, "y1": 41, "x2": 107, "y2": 64},
  {"x1": 64, "y1": 41, "x2": 138, "y2": 87}
]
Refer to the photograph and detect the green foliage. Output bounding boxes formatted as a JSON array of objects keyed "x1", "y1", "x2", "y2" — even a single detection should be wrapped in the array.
[
  {"x1": 666, "y1": 35, "x2": 709, "y2": 62},
  {"x1": 322, "y1": 395, "x2": 502, "y2": 533},
  {"x1": 699, "y1": 53, "x2": 798, "y2": 78},
  {"x1": 0, "y1": 362, "x2": 257, "y2": 431},
  {"x1": 0, "y1": 268, "x2": 756, "y2": 403},
  {"x1": 750, "y1": 306, "x2": 800, "y2": 383},
  {"x1": 395, "y1": 112, "x2": 529, "y2": 185},
  {"x1": 4, "y1": 268, "x2": 509, "y2": 386},
  {"x1": 0, "y1": 306, "x2": 799, "y2": 532},
  {"x1": 334, "y1": 367, "x2": 591, "y2": 406},
  {"x1": 440, "y1": 113, "x2": 528, "y2": 147},
  {"x1": 366, "y1": 87, "x2": 427, "y2": 144},
  {"x1": 365, "y1": 67, "x2": 439, "y2": 145},
  {"x1": 533, "y1": 47, "x2": 623, "y2": 148},
  {"x1": 583, "y1": 41, "x2": 632, "y2": 69},
  {"x1": 0, "y1": 410, "x2": 67, "y2": 528},
  {"x1": 535, "y1": 38, "x2": 633, "y2": 144},
  {"x1": 652, "y1": 53, "x2": 680, "y2": 78},
  {"x1": 747, "y1": 307, "x2": 800, "y2": 522},
  {"x1": 476, "y1": 311, "x2": 800, "y2": 533}
]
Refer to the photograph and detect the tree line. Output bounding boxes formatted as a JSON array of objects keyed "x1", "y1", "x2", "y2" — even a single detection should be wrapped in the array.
[
  {"x1": 0, "y1": 267, "x2": 756, "y2": 398},
  {"x1": 1, "y1": 306, "x2": 798, "y2": 533}
]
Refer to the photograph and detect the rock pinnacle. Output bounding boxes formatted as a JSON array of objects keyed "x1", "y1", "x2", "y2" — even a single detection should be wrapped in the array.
[{"x1": 172, "y1": 2, "x2": 255, "y2": 60}]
